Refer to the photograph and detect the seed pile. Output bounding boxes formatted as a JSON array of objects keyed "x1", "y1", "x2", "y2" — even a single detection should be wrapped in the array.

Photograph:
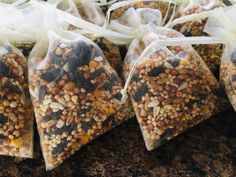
[
  {"x1": 174, "y1": 2, "x2": 224, "y2": 76},
  {"x1": 92, "y1": 36, "x2": 124, "y2": 77},
  {"x1": 123, "y1": 34, "x2": 227, "y2": 151},
  {"x1": 221, "y1": 51, "x2": 236, "y2": 111},
  {"x1": 111, "y1": 1, "x2": 171, "y2": 21},
  {"x1": 29, "y1": 40, "x2": 133, "y2": 169},
  {"x1": 0, "y1": 45, "x2": 34, "y2": 158},
  {"x1": 75, "y1": 2, "x2": 105, "y2": 26}
]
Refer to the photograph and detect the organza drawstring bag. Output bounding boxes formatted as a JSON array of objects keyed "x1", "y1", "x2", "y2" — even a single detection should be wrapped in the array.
[
  {"x1": 0, "y1": 1, "x2": 35, "y2": 158},
  {"x1": 107, "y1": 7, "x2": 229, "y2": 151},
  {"x1": 203, "y1": 5, "x2": 236, "y2": 111},
  {"x1": 25, "y1": 1, "x2": 133, "y2": 170},
  {"x1": 0, "y1": 34, "x2": 34, "y2": 158},
  {"x1": 169, "y1": 0, "x2": 224, "y2": 76},
  {"x1": 103, "y1": 0, "x2": 182, "y2": 73},
  {"x1": 50, "y1": 0, "x2": 135, "y2": 77},
  {"x1": 48, "y1": 0, "x2": 107, "y2": 26},
  {"x1": 47, "y1": 0, "x2": 128, "y2": 76},
  {"x1": 105, "y1": 0, "x2": 178, "y2": 25}
]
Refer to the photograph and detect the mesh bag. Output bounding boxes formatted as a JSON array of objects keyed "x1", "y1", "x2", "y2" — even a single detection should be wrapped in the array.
[
  {"x1": 108, "y1": 0, "x2": 176, "y2": 24},
  {"x1": 28, "y1": 30, "x2": 133, "y2": 170},
  {"x1": 108, "y1": 7, "x2": 228, "y2": 151},
  {"x1": 0, "y1": 39, "x2": 34, "y2": 158},
  {"x1": 204, "y1": 6, "x2": 236, "y2": 111},
  {"x1": 171, "y1": 0, "x2": 224, "y2": 76},
  {"x1": 48, "y1": 0, "x2": 128, "y2": 77},
  {"x1": 123, "y1": 28, "x2": 228, "y2": 150}
]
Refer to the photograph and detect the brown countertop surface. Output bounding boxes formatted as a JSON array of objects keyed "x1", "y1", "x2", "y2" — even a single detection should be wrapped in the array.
[{"x1": 0, "y1": 108, "x2": 235, "y2": 177}]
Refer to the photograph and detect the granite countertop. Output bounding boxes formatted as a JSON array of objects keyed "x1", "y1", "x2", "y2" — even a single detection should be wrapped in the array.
[{"x1": 0, "y1": 108, "x2": 235, "y2": 177}]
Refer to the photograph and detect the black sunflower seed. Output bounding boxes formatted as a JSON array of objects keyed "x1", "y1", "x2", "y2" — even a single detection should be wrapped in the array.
[
  {"x1": 69, "y1": 69, "x2": 83, "y2": 86},
  {"x1": 182, "y1": 30, "x2": 192, "y2": 37},
  {"x1": 109, "y1": 74, "x2": 118, "y2": 83},
  {"x1": 68, "y1": 54, "x2": 80, "y2": 73},
  {"x1": 90, "y1": 68, "x2": 106, "y2": 79},
  {"x1": 68, "y1": 119, "x2": 77, "y2": 132},
  {"x1": 68, "y1": 67, "x2": 83, "y2": 85},
  {"x1": 0, "y1": 61, "x2": 10, "y2": 77},
  {"x1": 81, "y1": 118, "x2": 96, "y2": 132},
  {"x1": 113, "y1": 92, "x2": 122, "y2": 101},
  {"x1": 3, "y1": 82, "x2": 21, "y2": 94},
  {"x1": 168, "y1": 60, "x2": 180, "y2": 68},
  {"x1": 134, "y1": 85, "x2": 148, "y2": 102},
  {"x1": 52, "y1": 138, "x2": 68, "y2": 156},
  {"x1": 186, "y1": 100, "x2": 198, "y2": 109},
  {"x1": 131, "y1": 74, "x2": 141, "y2": 82},
  {"x1": 39, "y1": 85, "x2": 48, "y2": 103},
  {"x1": 43, "y1": 111, "x2": 62, "y2": 122},
  {"x1": 0, "y1": 134, "x2": 5, "y2": 142},
  {"x1": 49, "y1": 125, "x2": 67, "y2": 136},
  {"x1": 75, "y1": 77, "x2": 85, "y2": 88},
  {"x1": 102, "y1": 115, "x2": 114, "y2": 128},
  {"x1": 83, "y1": 79, "x2": 95, "y2": 92},
  {"x1": 78, "y1": 105, "x2": 92, "y2": 116},
  {"x1": 49, "y1": 52, "x2": 64, "y2": 66},
  {"x1": 148, "y1": 65, "x2": 166, "y2": 77},
  {"x1": 72, "y1": 41, "x2": 92, "y2": 66},
  {"x1": 0, "y1": 114, "x2": 8, "y2": 124},
  {"x1": 101, "y1": 82, "x2": 113, "y2": 90},
  {"x1": 41, "y1": 68, "x2": 62, "y2": 82}
]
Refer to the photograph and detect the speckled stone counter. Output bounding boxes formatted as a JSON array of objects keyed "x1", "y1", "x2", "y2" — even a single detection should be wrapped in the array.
[{"x1": 0, "y1": 108, "x2": 235, "y2": 177}]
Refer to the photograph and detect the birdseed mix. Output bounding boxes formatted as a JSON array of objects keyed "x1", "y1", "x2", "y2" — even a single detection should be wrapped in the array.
[
  {"x1": 173, "y1": 0, "x2": 224, "y2": 76},
  {"x1": 74, "y1": 0, "x2": 105, "y2": 26},
  {"x1": 67, "y1": 33, "x2": 125, "y2": 80},
  {"x1": 110, "y1": 0, "x2": 173, "y2": 22},
  {"x1": 221, "y1": 51, "x2": 236, "y2": 111},
  {"x1": 91, "y1": 36, "x2": 124, "y2": 77},
  {"x1": 28, "y1": 33, "x2": 133, "y2": 170},
  {"x1": 123, "y1": 30, "x2": 228, "y2": 151},
  {"x1": 0, "y1": 44, "x2": 34, "y2": 158}
]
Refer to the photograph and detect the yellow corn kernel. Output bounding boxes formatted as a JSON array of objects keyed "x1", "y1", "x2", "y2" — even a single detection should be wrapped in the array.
[
  {"x1": 180, "y1": 59, "x2": 189, "y2": 66},
  {"x1": 11, "y1": 138, "x2": 22, "y2": 148},
  {"x1": 182, "y1": 114, "x2": 190, "y2": 121},
  {"x1": 80, "y1": 134, "x2": 90, "y2": 145},
  {"x1": 94, "y1": 90, "x2": 103, "y2": 97},
  {"x1": 100, "y1": 107, "x2": 108, "y2": 114},
  {"x1": 108, "y1": 107, "x2": 114, "y2": 115},
  {"x1": 94, "y1": 101, "x2": 101, "y2": 107}
]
